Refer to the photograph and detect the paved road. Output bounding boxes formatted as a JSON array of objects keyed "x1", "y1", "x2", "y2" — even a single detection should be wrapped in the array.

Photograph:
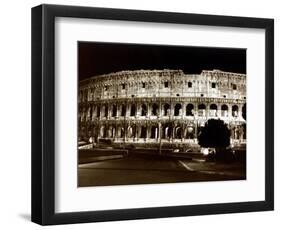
[{"x1": 78, "y1": 154, "x2": 245, "y2": 187}]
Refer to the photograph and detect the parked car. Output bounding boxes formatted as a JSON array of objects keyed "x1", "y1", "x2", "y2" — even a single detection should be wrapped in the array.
[{"x1": 200, "y1": 147, "x2": 216, "y2": 156}]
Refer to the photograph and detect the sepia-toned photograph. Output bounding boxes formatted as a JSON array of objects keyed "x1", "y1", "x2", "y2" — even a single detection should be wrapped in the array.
[{"x1": 78, "y1": 42, "x2": 246, "y2": 187}]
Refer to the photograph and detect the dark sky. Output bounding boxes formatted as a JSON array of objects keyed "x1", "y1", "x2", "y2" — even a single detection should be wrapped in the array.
[{"x1": 78, "y1": 42, "x2": 246, "y2": 81}]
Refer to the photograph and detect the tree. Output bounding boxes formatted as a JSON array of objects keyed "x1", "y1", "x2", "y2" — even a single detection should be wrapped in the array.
[{"x1": 198, "y1": 119, "x2": 231, "y2": 161}]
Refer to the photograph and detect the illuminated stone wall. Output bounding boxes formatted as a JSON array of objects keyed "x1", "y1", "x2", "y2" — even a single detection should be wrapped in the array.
[{"x1": 78, "y1": 69, "x2": 246, "y2": 147}]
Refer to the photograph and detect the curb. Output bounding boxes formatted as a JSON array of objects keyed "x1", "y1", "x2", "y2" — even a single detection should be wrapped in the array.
[{"x1": 79, "y1": 154, "x2": 124, "y2": 164}]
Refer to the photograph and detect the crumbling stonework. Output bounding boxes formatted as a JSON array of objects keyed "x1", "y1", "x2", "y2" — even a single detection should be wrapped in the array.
[{"x1": 79, "y1": 69, "x2": 246, "y2": 147}]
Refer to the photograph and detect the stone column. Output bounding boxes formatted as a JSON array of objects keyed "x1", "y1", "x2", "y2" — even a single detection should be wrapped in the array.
[
  {"x1": 146, "y1": 123, "x2": 149, "y2": 141},
  {"x1": 155, "y1": 127, "x2": 158, "y2": 141},
  {"x1": 172, "y1": 125, "x2": 175, "y2": 142},
  {"x1": 124, "y1": 122, "x2": 127, "y2": 143},
  {"x1": 126, "y1": 103, "x2": 130, "y2": 118},
  {"x1": 84, "y1": 89, "x2": 88, "y2": 102},
  {"x1": 136, "y1": 103, "x2": 141, "y2": 117},
  {"x1": 106, "y1": 124, "x2": 110, "y2": 138},
  {"x1": 123, "y1": 122, "x2": 128, "y2": 143},
  {"x1": 161, "y1": 103, "x2": 164, "y2": 116},
  {"x1": 84, "y1": 107, "x2": 87, "y2": 121},
  {"x1": 228, "y1": 104, "x2": 232, "y2": 117},
  {"x1": 114, "y1": 122, "x2": 117, "y2": 141},
  {"x1": 239, "y1": 125, "x2": 244, "y2": 142},
  {"x1": 170, "y1": 102, "x2": 174, "y2": 118},
  {"x1": 80, "y1": 108, "x2": 83, "y2": 122},
  {"x1": 194, "y1": 102, "x2": 197, "y2": 119},
  {"x1": 92, "y1": 105, "x2": 96, "y2": 120},
  {"x1": 182, "y1": 103, "x2": 186, "y2": 118},
  {"x1": 87, "y1": 106, "x2": 91, "y2": 121},
  {"x1": 136, "y1": 124, "x2": 140, "y2": 141},
  {"x1": 158, "y1": 122, "x2": 161, "y2": 143},
  {"x1": 147, "y1": 103, "x2": 151, "y2": 117},
  {"x1": 238, "y1": 104, "x2": 243, "y2": 120},
  {"x1": 98, "y1": 104, "x2": 102, "y2": 119},
  {"x1": 88, "y1": 89, "x2": 91, "y2": 102},
  {"x1": 181, "y1": 123, "x2": 184, "y2": 142},
  {"x1": 195, "y1": 121, "x2": 198, "y2": 139},
  {"x1": 108, "y1": 104, "x2": 112, "y2": 118},
  {"x1": 107, "y1": 103, "x2": 110, "y2": 120},
  {"x1": 217, "y1": 103, "x2": 221, "y2": 118},
  {"x1": 133, "y1": 123, "x2": 137, "y2": 141},
  {"x1": 159, "y1": 101, "x2": 162, "y2": 117},
  {"x1": 115, "y1": 103, "x2": 119, "y2": 118}
]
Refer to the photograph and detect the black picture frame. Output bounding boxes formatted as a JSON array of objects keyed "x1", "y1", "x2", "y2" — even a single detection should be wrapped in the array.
[{"x1": 31, "y1": 4, "x2": 274, "y2": 225}]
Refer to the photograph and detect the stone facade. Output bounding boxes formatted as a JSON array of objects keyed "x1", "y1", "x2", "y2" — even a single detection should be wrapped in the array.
[{"x1": 79, "y1": 69, "x2": 246, "y2": 148}]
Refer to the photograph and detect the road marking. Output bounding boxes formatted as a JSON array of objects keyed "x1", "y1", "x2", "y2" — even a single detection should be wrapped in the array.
[
  {"x1": 178, "y1": 160, "x2": 195, "y2": 171},
  {"x1": 178, "y1": 161, "x2": 243, "y2": 177},
  {"x1": 193, "y1": 159, "x2": 205, "y2": 163}
]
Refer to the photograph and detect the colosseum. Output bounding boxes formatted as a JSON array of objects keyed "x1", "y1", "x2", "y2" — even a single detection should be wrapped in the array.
[{"x1": 78, "y1": 69, "x2": 246, "y2": 150}]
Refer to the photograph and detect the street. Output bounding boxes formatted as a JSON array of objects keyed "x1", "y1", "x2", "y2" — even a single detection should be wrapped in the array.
[{"x1": 78, "y1": 153, "x2": 246, "y2": 187}]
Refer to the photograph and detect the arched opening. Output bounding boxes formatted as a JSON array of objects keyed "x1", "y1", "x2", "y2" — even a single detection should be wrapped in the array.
[
  {"x1": 103, "y1": 105, "x2": 108, "y2": 117},
  {"x1": 163, "y1": 126, "x2": 172, "y2": 139},
  {"x1": 100, "y1": 126, "x2": 106, "y2": 138},
  {"x1": 151, "y1": 126, "x2": 158, "y2": 139},
  {"x1": 152, "y1": 103, "x2": 158, "y2": 116},
  {"x1": 175, "y1": 126, "x2": 182, "y2": 139},
  {"x1": 96, "y1": 105, "x2": 100, "y2": 118},
  {"x1": 140, "y1": 126, "x2": 147, "y2": 138},
  {"x1": 117, "y1": 126, "x2": 123, "y2": 138},
  {"x1": 101, "y1": 105, "x2": 105, "y2": 117},
  {"x1": 83, "y1": 90, "x2": 87, "y2": 102},
  {"x1": 90, "y1": 106, "x2": 93, "y2": 120},
  {"x1": 141, "y1": 104, "x2": 147, "y2": 116},
  {"x1": 127, "y1": 126, "x2": 133, "y2": 138},
  {"x1": 130, "y1": 104, "x2": 136, "y2": 116},
  {"x1": 221, "y1": 104, "x2": 228, "y2": 117},
  {"x1": 161, "y1": 126, "x2": 165, "y2": 138},
  {"x1": 174, "y1": 103, "x2": 182, "y2": 116},
  {"x1": 186, "y1": 104, "x2": 194, "y2": 116},
  {"x1": 198, "y1": 104, "x2": 206, "y2": 116},
  {"x1": 132, "y1": 125, "x2": 137, "y2": 138},
  {"x1": 81, "y1": 108, "x2": 86, "y2": 121},
  {"x1": 108, "y1": 126, "x2": 113, "y2": 138},
  {"x1": 112, "y1": 104, "x2": 117, "y2": 117},
  {"x1": 209, "y1": 104, "x2": 217, "y2": 117},
  {"x1": 232, "y1": 105, "x2": 239, "y2": 117},
  {"x1": 186, "y1": 126, "x2": 194, "y2": 139},
  {"x1": 121, "y1": 104, "x2": 126, "y2": 117},
  {"x1": 188, "y1": 82, "x2": 192, "y2": 88},
  {"x1": 210, "y1": 104, "x2": 217, "y2": 110},
  {"x1": 112, "y1": 127, "x2": 116, "y2": 138},
  {"x1": 163, "y1": 103, "x2": 170, "y2": 116},
  {"x1": 120, "y1": 128, "x2": 125, "y2": 138}
]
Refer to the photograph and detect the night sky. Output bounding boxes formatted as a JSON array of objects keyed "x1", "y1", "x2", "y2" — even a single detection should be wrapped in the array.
[{"x1": 78, "y1": 42, "x2": 246, "y2": 81}]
